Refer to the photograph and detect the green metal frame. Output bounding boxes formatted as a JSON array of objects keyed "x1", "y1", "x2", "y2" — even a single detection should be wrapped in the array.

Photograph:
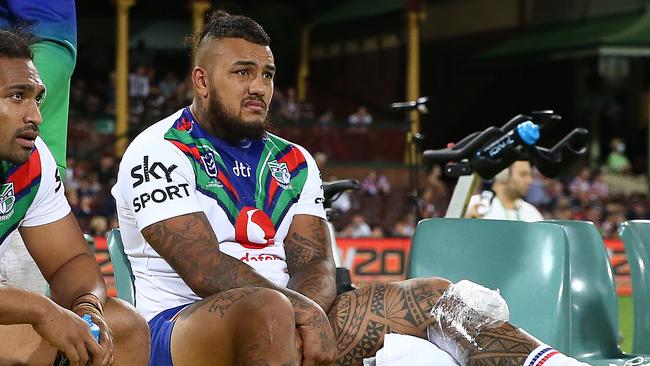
[{"x1": 106, "y1": 229, "x2": 135, "y2": 305}]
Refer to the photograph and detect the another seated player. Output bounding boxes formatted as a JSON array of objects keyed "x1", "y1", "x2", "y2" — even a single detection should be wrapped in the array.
[{"x1": 0, "y1": 29, "x2": 149, "y2": 365}]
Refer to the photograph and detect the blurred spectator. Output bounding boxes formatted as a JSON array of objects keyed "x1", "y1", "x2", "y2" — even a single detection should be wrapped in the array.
[
  {"x1": 361, "y1": 169, "x2": 391, "y2": 196},
  {"x1": 159, "y1": 70, "x2": 180, "y2": 100},
  {"x1": 129, "y1": 64, "x2": 150, "y2": 115},
  {"x1": 605, "y1": 138, "x2": 632, "y2": 174},
  {"x1": 175, "y1": 75, "x2": 194, "y2": 106},
  {"x1": 417, "y1": 187, "x2": 437, "y2": 219},
  {"x1": 553, "y1": 197, "x2": 574, "y2": 220},
  {"x1": 627, "y1": 193, "x2": 649, "y2": 220},
  {"x1": 95, "y1": 154, "x2": 117, "y2": 186},
  {"x1": 392, "y1": 212, "x2": 416, "y2": 237},
  {"x1": 568, "y1": 166, "x2": 591, "y2": 204},
  {"x1": 589, "y1": 168, "x2": 609, "y2": 201},
  {"x1": 340, "y1": 213, "x2": 372, "y2": 238},
  {"x1": 370, "y1": 226, "x2": 385, "y2": 238},
  {"x1": 577, "y1": 202, "x2": 604, "y2": 229},
  {"x1": 129, "y1": 64, "x2": 150, "y2": 98},
  {"x1": 425, "y1": 164, "x2": 449, "y2": 213},
  {"x1": 318, "y1": 110, "x2": 335, "y2": 128},
  {"x1": 88, "y1": 215, "x2": 109, "y2": 237},
  {"x1": 348, "y1": 105, "x2": 373, "y2": 126},
  {"x1": 279, "y1": 87, "x2": 300, "y2": 121}
]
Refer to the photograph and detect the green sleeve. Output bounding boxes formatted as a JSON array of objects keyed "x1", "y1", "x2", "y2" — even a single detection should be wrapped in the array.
[{"x1": 32, "y1": 40, "x2": 77, "y2": 177}]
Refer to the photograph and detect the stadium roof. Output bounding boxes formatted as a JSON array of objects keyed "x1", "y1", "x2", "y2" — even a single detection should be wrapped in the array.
[
  {"x1": 481, "y1": 10, "x2": 650, "y2": 60},
  {"x1": 129, "y1": 21, "x2": 192, "y2": 50},
  {"x1": 313, "y1": 0, "x2": 405, "y2": 26}
]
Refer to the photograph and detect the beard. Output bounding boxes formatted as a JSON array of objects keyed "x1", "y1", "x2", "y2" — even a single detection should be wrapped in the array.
[{"x1": 203, "y1": 87, "x2": 271, "y2": 141}]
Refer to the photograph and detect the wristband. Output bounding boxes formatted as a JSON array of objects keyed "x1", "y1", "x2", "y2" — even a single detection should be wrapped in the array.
[{"x1": 70, "y1": 292, "x2": 103, "y2": 315}]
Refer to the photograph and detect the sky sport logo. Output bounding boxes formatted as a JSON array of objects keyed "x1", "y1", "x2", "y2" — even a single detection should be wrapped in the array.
[{"x1": 0, "y1": 183, "x2": 15, "y2": 221}]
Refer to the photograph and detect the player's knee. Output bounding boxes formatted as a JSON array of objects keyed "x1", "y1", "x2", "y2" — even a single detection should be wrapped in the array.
[
  {"x1": 231, "y1": 288, "x2": 295, "y2": 335},
  {"x1": 104, "y1": 297, "x2": 150, "y2": 345}
]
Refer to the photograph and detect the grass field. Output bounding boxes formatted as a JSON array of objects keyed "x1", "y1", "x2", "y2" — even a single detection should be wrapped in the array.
[{"x1": 619, "y1": 296, "x2": 633, "y2": 352}]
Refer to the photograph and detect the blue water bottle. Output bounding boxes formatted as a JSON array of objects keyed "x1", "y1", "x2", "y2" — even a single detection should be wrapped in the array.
[
  {"x1": 477, "y1": 121, "x2": 541, "y2": 160},
  {"x1": 53, "y1": 314, "x2": 100, "y2": 366}
]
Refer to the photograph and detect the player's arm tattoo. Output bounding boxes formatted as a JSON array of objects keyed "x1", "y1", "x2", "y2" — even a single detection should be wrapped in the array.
[
  {"x1": 284, "y1": 214, "x2": 336, "y2": 312},
  {"x1": 141, "y1": 212, "x2": 275, "y2": 297}
]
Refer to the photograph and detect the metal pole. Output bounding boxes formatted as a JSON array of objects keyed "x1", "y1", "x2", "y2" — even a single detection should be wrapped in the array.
[
  {"x1": 406, "y1": 0, "x2": 422, "y2": 219},
  {"x1": 114, "y1": 0, "x2": 135, "y2": 157},
  {"x1": 297, "y1": 24, "x2": 311, "y2": 102},
  {"x1": 190, "y1": 0, "x2": 212, "y2": 62}
]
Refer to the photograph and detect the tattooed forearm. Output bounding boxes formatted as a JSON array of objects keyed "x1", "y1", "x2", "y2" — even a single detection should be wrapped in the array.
[
  {"x1": 284, "y1": 215, "x2": 336, "y2": 310},
  {"x1": 287, "y1": 262, "x2": 336, "y2": 311},
  {"x1": 142, "y1": 212, "x2": 276, "y2": 297}
]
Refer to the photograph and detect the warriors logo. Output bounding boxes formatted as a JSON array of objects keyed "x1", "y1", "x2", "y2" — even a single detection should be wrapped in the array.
[
  {"x1": 0, "y1": 183, "x2": 15, "y2": 220},
  {"x1": 267, "y1": 160, "x2": 291, "y2": 189}
]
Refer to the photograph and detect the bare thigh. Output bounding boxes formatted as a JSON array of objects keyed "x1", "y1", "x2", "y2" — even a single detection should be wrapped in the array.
[
  {"x1": 171, "y1": 288, "x2": 299, "y2": 366},
  {"x1": 327, "y1": 277, "x2": 450, "y2": 366},
  {"x1": 0, "y1": 324, "x2": 56, "y2": 366}
]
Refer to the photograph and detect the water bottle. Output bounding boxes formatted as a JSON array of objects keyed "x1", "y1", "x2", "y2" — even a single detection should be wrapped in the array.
[
  {"x1": 53, "y1": 314, "x2": 100, "y2": 366},
  {"x1": 476, "y1": 121, "x2": 540, "y2": 160}
]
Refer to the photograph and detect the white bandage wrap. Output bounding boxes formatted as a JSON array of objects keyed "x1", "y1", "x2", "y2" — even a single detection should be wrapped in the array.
[
  {"x1": 524, "y1": 345, "x2": 592, "y2": 366},
  {"x1": 452, "y1": 280, "x2": 509, "y2": 322},
  {"x1": 427, "y1": 280, "x2": 511, "y2": 365}
]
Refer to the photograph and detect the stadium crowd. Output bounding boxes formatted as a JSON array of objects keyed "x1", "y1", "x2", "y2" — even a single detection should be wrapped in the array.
[{"x1": 64, "y1": 56, "x2": 650, "y2": 243}]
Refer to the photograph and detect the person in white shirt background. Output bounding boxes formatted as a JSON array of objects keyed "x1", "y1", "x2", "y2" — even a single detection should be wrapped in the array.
[{"x1": 466, "y1": 160, "x2": 544, "y2": 222}]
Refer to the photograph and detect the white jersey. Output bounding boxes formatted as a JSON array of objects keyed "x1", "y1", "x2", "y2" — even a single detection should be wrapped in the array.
[
  {"x1": 0, "y1": 137, "x2": 71, "y2": 258},
  {"x1": 468, "y1": 194, "x2": 544, "y2": 222},
  {"x1": 112, "y1": 108, "x2": 326, "y2": 321}
]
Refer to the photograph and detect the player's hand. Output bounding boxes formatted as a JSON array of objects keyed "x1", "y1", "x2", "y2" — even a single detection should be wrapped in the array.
[
  {"x1": 292, "y1": 298, "x2": 336, "y2": 366},
  {"x1": 31, "y1": 300, "x2": 104, "y2": 366},
  {"x1": 465, "y1": 203, "x2": 481, "y2": 218},
  {"x1": 72, "y1": 305, "x2": 114, "y2": 366}
]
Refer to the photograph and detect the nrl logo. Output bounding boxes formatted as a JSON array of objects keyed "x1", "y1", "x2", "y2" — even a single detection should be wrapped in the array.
[
  {"x1": 199, "y1": 145, "x2": 219, "y2": 179},
  {"x1": 268, "y1": 160, "x2": 291, "y2": 189},
  {"x1": 0, "y1": 183, "x2": 15, "y2": 220}
]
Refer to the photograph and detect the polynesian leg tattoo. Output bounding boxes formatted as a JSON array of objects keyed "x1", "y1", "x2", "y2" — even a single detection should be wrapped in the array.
[
  {"x1": 328, "y1": 278, "x2": 444, "y2": 365},
  {"x1": 328, "y1": 278, "x2": 539, "y2": 366}
]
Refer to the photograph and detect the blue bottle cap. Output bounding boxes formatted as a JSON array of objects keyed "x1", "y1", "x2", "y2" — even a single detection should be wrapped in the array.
[
  {"x1": 517, "y1": 121, "x2": 540, "y2": 145},
  {"x1": 82, "y1": 314, "x2": 101, "y2": 342}
]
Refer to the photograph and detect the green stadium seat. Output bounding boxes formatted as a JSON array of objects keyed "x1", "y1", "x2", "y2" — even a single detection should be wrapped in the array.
[
  {"x1": 107, "y1": 229, "x2": 135, "y2": 305},
  {"x1": 83, "y1": 233, "x2": 95, "y2": 253},
  {"x1": 407, "y1": 219, "x2": 571, "y2": 350},
  {"x1": 619, "y1": 220, "x2": 650, "y2": 354},
  {"x1": 543, "y1": 220, "x2": 625, "y2": 362},
  {"x1": 406, "y1": 218, "x2": 646, "y2": 365}
]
